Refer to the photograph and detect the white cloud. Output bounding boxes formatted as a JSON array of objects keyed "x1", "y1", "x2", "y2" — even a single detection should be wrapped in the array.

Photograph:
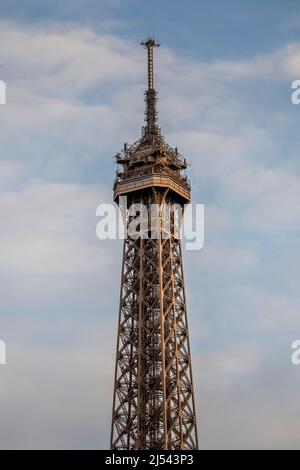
[
  {"x1": 220, "y1": 284, "x2": 300, "y2": 337},
  {"x1": 0, "y1": 21, "x2": 142, "y2": 97},
  {"x1": 193, "y1": 240, "x2": 258, "y2": 275},
  {"x1": 0, "y1": 178, "x2": 115, "y2": 274},
  {"x1": 0, "y1": 327, "x2": 115, "y2": 449}
]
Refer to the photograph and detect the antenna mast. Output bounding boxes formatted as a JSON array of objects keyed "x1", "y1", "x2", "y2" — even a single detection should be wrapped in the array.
[{"x1": 141, "y1": 37, "x2": 160, "y2": 138}]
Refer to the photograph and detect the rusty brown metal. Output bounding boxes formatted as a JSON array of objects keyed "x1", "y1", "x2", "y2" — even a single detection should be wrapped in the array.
[{"x1": 110, "y1": 38, "x2": 198, "y2": 450}]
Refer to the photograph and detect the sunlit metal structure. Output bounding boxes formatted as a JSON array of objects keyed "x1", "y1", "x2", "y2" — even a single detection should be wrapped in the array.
[{"x1": 110, "y1": 38, "x2": 198, "y2": 450}]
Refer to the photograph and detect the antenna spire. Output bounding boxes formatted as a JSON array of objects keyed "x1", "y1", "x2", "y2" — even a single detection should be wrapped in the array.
[{"x1": 141, "y1": 37, "x2": 160, "y2": 138}]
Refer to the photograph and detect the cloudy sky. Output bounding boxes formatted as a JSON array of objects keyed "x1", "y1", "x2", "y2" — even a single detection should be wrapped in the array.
[{"x1": 0, "y1": 0, "x2": 300, "y2": 450}]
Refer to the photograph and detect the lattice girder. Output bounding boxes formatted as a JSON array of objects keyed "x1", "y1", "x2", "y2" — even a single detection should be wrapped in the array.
[{"x1": 111, "y1": 190, "x2": 198, "y2": 450}]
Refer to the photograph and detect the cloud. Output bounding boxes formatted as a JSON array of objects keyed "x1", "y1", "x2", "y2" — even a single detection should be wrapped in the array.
[
  {"x1": 0, "y1": 178, "x2": 114, "y2": 272},
  {"x1": 0, "y1": 322, "x2": 115, "y2": 449},
  {"x1": 0, "y1": 21, "x2": 142, "y2": 98},
  {"x1": 0, "y1": 175, "x2": 123, "y2": 320},
  {"x1": 198, "y1": 355, "x2": 300, "y2": 450}
]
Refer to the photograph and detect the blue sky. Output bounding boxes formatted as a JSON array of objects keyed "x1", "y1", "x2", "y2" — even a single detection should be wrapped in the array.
[
  {"x1": 0, "y1": 0, "x2": 300, "y2": 450},
  {"x1": 1, "y1": 0, "x2": 299, "y2": 58}
]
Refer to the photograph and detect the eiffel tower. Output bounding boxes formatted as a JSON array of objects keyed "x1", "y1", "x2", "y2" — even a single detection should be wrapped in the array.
[{"x1": 110, "y1": 38, "x2": 198, "y2": 450}]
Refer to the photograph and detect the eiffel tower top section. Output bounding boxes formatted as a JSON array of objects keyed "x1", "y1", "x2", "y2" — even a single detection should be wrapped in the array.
[{"x1": 113, "y1": 38, "x2": 191, "y2": 204}]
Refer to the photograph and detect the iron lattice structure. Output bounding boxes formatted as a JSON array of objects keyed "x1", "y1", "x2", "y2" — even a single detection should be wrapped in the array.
[{"x1": 110, "y1": 38, "x2": 198, "y2": 450}]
